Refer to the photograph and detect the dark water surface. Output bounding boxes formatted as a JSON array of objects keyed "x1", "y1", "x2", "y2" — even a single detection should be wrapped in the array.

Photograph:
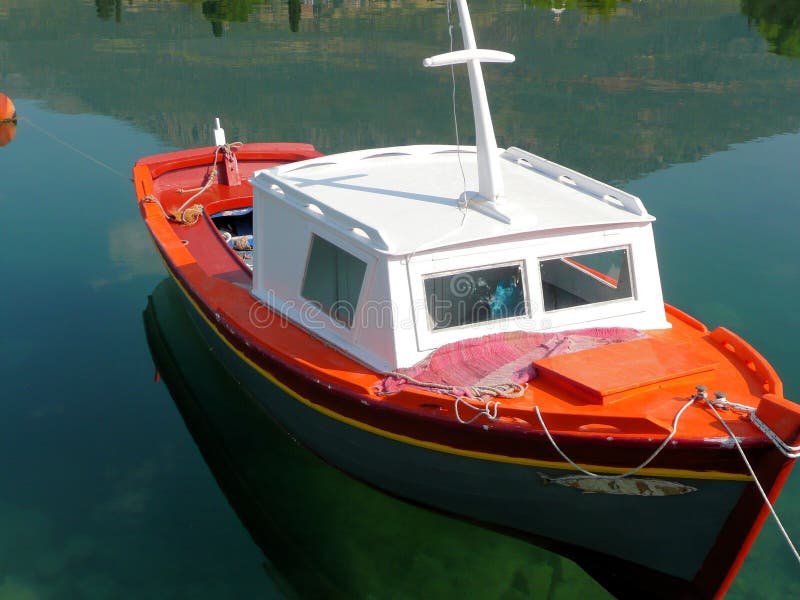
[{"x1": 1, "y1": 0, "x2": 799, "y2": 598}]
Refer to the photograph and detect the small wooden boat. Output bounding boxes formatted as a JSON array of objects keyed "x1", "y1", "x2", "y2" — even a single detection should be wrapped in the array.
[{"x1": 133, "y1": 1, "x2": 799, "y2": 597}]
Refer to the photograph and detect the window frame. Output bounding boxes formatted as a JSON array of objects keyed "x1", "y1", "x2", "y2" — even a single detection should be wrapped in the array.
[
  {"x1": 299, "y1": 230, "x2": 372, "y2": 330},
  {"x1": 420, "y1": 260, "x2": 530, "y2": 332},
  {"x1": 538, "y1": 245, "x2": 636, "y2": 314}
]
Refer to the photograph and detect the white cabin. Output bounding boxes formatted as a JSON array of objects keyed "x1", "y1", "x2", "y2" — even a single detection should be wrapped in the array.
[
  {"x1": 248, "y1": 0, "x2": 668, "y2": 373},
  {"x1": 250, "y1": 144, "x2": 669, "y2": 372}
]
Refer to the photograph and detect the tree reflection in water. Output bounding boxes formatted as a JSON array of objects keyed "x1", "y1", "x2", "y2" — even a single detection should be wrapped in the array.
[
  {"x1": 91, "y1": 0, "x2": 800, "y2": 52},
  {"x1": 741, "y1": 0, "x2": 800, "y2": 57},
  {"x1": 199, "y1": 0, "x2": 303, "y2": 37},
  {"x1": 289, "y1": 0, "x2": 301, "y2": 32},
  {"x1": 95, "y1": 0, "x2": 122, "y2": 22},
  {"x1": 95, "y1": 0, "x2": 304, "y2": 35}
]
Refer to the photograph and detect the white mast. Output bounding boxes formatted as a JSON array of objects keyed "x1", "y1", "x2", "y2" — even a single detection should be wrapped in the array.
[{"x1": 424, "y1": 0, "x2": 514, "y2": 207}]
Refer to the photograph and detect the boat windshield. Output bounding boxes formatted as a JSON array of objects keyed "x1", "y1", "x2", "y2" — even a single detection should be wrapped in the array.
[
  {"x1": 423, "y1": 263, "x2": 527, "y2": 330},
  {"x1": 540, "y1": 248, "x2": 633, "y2": 311}
]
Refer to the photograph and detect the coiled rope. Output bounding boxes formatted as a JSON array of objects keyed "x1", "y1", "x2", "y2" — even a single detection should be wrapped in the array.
[
  {"x1": 378, "y1": 372, "x2": 526, "y2": 425},
  {"x1": 144, "y1": 142, "x2": 242, "y2": 225},
  {"x1": 454, "y1": 396, "x2": 501, "y2": 425}
]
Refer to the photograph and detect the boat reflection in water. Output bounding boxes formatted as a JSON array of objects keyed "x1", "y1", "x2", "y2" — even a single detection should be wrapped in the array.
[{"x1": 143, "y1": 277, "x2": 612, "y2": 599}]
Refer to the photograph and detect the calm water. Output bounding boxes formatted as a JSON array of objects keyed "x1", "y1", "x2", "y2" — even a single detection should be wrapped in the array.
[{"x1": 1, "y1": 0, "x2": 799, "y2": 598}]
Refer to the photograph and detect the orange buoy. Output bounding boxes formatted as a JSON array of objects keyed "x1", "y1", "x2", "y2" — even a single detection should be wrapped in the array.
[
  {"x1": 0, "y1": 92, "x2": 15, "y2": 122},
  {"x1": 0, "y1": 92, "x2": 17, "y2": 147},
  {"x1": 0, "y1": 122, "x2": 16, "y2": 147}
]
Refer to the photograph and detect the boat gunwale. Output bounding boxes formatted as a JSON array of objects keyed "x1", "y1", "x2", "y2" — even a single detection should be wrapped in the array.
[{"x1": 137, "y1": 142, "x2": 322, "y2": 180}]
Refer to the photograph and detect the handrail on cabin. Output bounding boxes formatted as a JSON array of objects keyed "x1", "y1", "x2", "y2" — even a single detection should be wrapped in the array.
[
  {"x1": 504, "y1": 147, "x2": 648, "y2": 217},
  {"x1": 251, "y1": 169, "x2": 392, "y2": 253}
]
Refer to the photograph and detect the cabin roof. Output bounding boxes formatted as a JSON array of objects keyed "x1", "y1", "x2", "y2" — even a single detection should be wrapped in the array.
[{"x1": 251, "y1": 144, "x2": 653, "y2": 256}]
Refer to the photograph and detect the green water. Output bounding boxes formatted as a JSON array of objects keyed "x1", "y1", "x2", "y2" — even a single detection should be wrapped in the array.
[{"x1": 1, "y1": 0, "x2": 799, "y2": 598}]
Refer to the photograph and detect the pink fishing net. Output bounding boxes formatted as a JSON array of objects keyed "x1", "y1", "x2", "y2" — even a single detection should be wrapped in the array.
[{"x1": 376, "y1": 328, "x2": 645, "y2": 397}]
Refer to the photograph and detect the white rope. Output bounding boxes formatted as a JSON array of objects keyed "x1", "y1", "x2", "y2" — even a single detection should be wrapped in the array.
[
  {"x1": 703, "y1": 399, "x2": 800, "y2": 566},
  {"x1": 751, "y1": 412, "x2": 800, "y2": 458},
  {"x1": 164, "y1": 142, "x2": 242, "y2": 224},
  {"x1": 175, "y1": 144, "x2": 225, "y2": 214},
  {"x1": 19, "y1": 115, "x2": 131, "y2": 181},
  {"x1": 380, "y1": 371, "x2": 526, "y2": 400},
  {"x1": 534, "y1": 396, "x2": 697, "y2": 480},
  {"x1": 143, "y1": 194, "x2": 169, "y2": 219},
  {"x1": 454, "y1": 396, "x2": 500, "y2": 425},
  {"x1": 710, "y1": 395, "x2": 800, "y2": 459},
  {"x1": 536, "y1": 386, "x2": 800, "y2": 565},
  {"x1": 377, "y1": 371, "x2": 526, "y2": 425}
]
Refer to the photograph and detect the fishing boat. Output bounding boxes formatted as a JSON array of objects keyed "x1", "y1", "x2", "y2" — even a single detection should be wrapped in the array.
[{"x1": 132, "y1": 1, "x2": 799, "y2": 597}]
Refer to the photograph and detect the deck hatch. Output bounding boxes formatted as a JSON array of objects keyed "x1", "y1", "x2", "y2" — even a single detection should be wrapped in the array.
[{"x1": 533, "y1": 337, "x2": 718, "y2": 404}]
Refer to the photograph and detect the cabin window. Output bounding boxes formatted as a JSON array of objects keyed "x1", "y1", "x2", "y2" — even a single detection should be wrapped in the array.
[
  {"x1": 540, "y1": 248, "x2": 633, "y2": 312},
  {"x1": 424, "y1": 263, "x2": 527, "y2": 330},
  {"x1": 301, "y1": 234, "x2": 367, "y2": 328}
]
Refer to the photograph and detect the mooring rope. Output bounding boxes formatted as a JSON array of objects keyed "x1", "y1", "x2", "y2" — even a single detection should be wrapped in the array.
[
  {"x1": 707, "y1": 394, "x2": 800, "y2": 459},
  {"x1": 18, "y1": 115, "x2": 131, "y2": 181},
  {"x1": 154, "y1": 141, "x2": 241, "y2": 225},
  {"x1": 173, "y1": 143, "x2": 227, "y2": 219},
  {"x1": 536, "y1": 385, "x2": 800, "y2": 565},
  {"x1": 534, "y1": 396, "x2": 697, "y2": 480},
  {"x1": 143, "y1": 194, "x2": 169, "y2": 219},
  {"x1": 703, "y1": 398, "x2": 800, "y2": 565},
  {"x1": 143, "y1": 192, "x2": 203, "y2": 226}
]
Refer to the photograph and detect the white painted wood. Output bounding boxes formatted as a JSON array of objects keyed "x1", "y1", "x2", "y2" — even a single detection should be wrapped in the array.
[
  {"x1": 423, "y1": 0, "x2": 513, "y2": 205},
  {"x1": 253, "y1": 146, "x2": 653, "y2": 257},
  {"x1": 250, "y1": 144, "x2": 669, "y2": 370},
  {"x1": 423, "y1": 49, "x2": 515, "y2": 68},
  {"x1": 504, "y1": 147, "x2": 646, "y2": 216},
  {"x1": 246, "y1": 0, "x2": 670, "y2": 372},
  {"x1": 252, "y1": 171, "x2": 668, "y2": 370},
  {"x1": 213, "y1": 117, "x2": 226, "y2": 146}
]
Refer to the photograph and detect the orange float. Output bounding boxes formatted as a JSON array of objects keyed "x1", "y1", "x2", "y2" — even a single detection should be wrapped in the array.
[
  {"x1": 0, "y1": 122, "x2": 15, "y2": 147},
  {"x1": 0, "y1": 92, "x2": 17, "y2": 146},
  {"x1": 0, "y1": 92, "x2": 15, "y2": 122}
]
